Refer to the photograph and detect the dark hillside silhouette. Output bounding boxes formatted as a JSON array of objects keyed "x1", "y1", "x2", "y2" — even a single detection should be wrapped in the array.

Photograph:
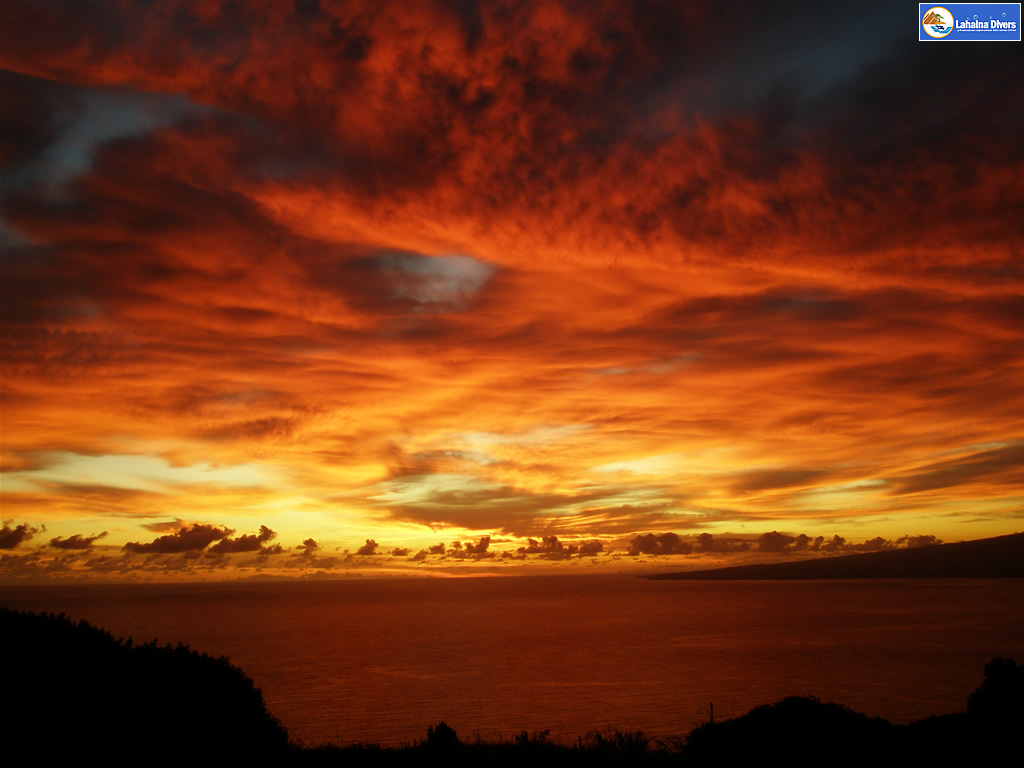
[
  {"x1": 649, "y1": 532, "x2": 1024, "y2": 580},
  {"x1": 683, "y1": 696, "x2": 894, "y2": 765},
  {"x1": 2, "y1": 608, "x2": 288, "y2": 763},
  {"x1": 682, "y1": 659, "x2": 1023, "y2": 766}
]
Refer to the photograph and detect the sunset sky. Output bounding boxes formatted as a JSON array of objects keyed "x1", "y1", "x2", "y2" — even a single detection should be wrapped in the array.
[{"x1": 2, "y1": 0, "x2": 1022, "y2": 580}]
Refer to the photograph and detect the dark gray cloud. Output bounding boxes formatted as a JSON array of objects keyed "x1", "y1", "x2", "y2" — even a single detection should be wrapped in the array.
[
  {"x1": 632, "y1": 530, "x2": 944, "y2": 557},
  {"x1": 49, "y1": 531, "x2": 108, "y2": 550},
  {"x1": 518, "y1": 536, "x2": 565, "y2": 559},
  {"x1": 577, "y1": 540, "x2": 604, "y2": 557},
  {"x1": 355, "y1": 539, "x2": 378, "y2": 556},
  {"x1": 463, "y1": 536, "x2": 491, "y2": 556},
  {"x1": 296, "y1": 538, "x2": 320, "y2": 556},
  {"x1": 896, "y1": 534, "x2": 941, "y2": 549},
  {"x1": 123, "y1": 523, "x2": 233, "y2": 554},
  {"x1": 628, "y1": 532, "x2": 693, "y2": 556},
  {"x1": 208, "y1": 525, "x2": 278, "y2": 554},
  {"x1": 694, "y1": 533, "x2": 751, "y2": 554},
  {"x1": 515, "y1": 535, "x2": 604, "y2": 560},
  {"x1": 0, "y1": 550, "x2": 80, "y2": 578},
  {"x1": 846, "y1": 536, "x2": 893, "y2": 553},
  {"x1": 817, "y1": 535, "x2": 845, "y2": 552},
  {"x1": 756, "y1": 531, "x2": 819, "y2": 553},
  {"x1": 83, "y1": 553, "x2": 136, "y2": 573},
  {"x1": 0, "y1": 521, "x2": 41, "y2": 549},
  {"x1": 448, "y1": 536, "x2": 494, "y2": 560}
]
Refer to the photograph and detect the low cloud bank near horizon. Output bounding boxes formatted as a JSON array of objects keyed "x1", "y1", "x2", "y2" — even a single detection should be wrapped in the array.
[{"x1": 0, "y1": 517, "x2": 966, "y2": 582}]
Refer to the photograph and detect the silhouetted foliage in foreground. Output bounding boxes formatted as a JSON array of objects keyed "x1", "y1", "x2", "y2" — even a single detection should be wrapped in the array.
[
  {"x1": 967, "y1": 655, "x2": 1024, "y2": 721},
  {"x1": 2, "y1": 608, "x2": 288, "y2": 764},
  {"x1": 683, "y1": 695, "x2": 892, "y2": 764},
  {"x1": 4, "y1": 609, "x2": 1021, "y2": 766}
]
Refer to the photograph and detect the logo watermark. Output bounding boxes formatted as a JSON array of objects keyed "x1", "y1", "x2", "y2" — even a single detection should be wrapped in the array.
[{"x1": 920, "y1": 3, "x2": 1021, "y2": 40}]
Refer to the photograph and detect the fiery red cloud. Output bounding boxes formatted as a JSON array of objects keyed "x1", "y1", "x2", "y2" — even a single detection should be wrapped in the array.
[{"x1": 1, "y1": 1, "x2": 1022, "y2": 580}]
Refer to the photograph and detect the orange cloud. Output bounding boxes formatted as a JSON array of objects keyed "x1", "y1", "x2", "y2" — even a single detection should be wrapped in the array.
[{"x1": 1, "y1": 2, "x2": 1022, "y2": 578}]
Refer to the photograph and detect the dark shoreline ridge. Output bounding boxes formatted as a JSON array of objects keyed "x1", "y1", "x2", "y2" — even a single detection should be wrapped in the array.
[
  {"x1": 646, "y1": 531, "x2": 1024, "y2": 580},
  {"x1": 4, "y1": 608, "x2": 1022, "y2": 766}
]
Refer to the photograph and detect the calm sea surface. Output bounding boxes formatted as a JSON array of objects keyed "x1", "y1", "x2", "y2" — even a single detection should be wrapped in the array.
[{"x1": 3, "y1": 575, "x2": 1022, "y2": 746}]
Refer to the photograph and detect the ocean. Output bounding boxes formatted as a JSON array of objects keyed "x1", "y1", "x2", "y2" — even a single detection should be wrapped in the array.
[{"x1": 3, "y1": 574, "x2": 1022, "y2": 746}]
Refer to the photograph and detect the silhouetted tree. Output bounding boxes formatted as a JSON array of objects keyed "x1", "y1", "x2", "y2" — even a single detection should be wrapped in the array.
[
  {"x1": 426, "y1": 721, "x2": 459, "y2": 747},
  {"x1": 967, "y1": 657, "x2": 1024, "y2": 724}
]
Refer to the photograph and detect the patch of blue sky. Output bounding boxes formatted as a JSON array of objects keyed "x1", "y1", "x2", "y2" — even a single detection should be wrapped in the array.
[
  {"x1": 378, "y1": 252, "x2": 494, "y2": 308},
  {"x1": 593, "y1": 354, "x2": 698, "y2": 377},
  {"x1": 7, "y1": 86, "x2": 205, "y2": 192}
]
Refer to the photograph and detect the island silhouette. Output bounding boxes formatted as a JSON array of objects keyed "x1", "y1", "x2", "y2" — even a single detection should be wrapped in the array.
[{"x1": 647, "y1": 532, "x2": 1024, "y2": 580}]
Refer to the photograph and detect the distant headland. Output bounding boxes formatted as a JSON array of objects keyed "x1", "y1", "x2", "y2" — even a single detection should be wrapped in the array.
[{"x1": 647, "y1": 532, "x2": 1024, "y2": 580}]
